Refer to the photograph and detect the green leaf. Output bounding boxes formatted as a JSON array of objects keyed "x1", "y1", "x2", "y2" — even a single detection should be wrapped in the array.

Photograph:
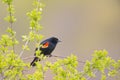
[
  {"x1": 22, "y1": 35, "x2": 29, "y2": 41},
  {"x1": 22, "y1": 45, "x2": 30, "y2": 50},
  {"x1": 2, "y1": 0, "x2": 13, "y2": 5},
  {"x1": 35, "y1": 34, "x2": 44, "y2": 42},
  {"x1": 6, "y1": 27, "x2": 16, "y2": 36},
  {"x1": 7, "y1": 5, "x2": 15, "y2": 14},
  {"x1": 29, "y1": 31, "x2": 35, "y2": 41},
  {"x1": 108, "y1": 70, "x2": 117, "y2": 77},
  {"x1": 4, "y1": 15, "x2": 16, "y2": 23},
  {"x1": 101, "y1": 74, "x2": 106, "y2": 80}
]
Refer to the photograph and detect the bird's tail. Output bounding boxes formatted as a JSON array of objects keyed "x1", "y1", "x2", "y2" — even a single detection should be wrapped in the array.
[{"x1": 30, "y1": 57, "x2": 40, "y2": 66}]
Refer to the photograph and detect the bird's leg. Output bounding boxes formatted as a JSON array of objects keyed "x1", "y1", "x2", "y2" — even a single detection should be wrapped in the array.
[
  {"x1": 49, "y1": 54, "x2": 52, "y2": 57},
  {"x1": 46, "y1": 54, "x2": 52, "y2": 57}
]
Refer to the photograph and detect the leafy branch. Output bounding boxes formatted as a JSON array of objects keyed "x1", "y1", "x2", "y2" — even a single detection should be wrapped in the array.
[
  {"x1": 2, "y1": 0, "x2": 18, "y2": 53},
  {"x1": 19, "y1": 0, "x2": 44, "y2": 58}
]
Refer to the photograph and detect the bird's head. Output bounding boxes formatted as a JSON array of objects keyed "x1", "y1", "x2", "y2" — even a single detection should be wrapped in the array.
[{"x1": 49, "y1": 37, "x2": 61, "y2": 44}]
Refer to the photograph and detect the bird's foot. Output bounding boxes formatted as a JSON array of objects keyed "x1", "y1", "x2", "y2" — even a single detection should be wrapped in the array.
[{"x1": 46, "y1": 55, "x2": 52, "y2": 57}]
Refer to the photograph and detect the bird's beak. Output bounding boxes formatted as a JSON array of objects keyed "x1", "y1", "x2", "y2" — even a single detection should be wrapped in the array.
[{"x1": 58, "y1": 40, "x2": 62, "y2": 42}]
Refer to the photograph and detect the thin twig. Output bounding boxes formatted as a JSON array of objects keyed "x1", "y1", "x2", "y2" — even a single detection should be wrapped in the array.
[
  {"x1": 8, "y1": 4, "x2": 13, "y2": 29},
  {"x1": 0, "y1": 72, "x2": 6, "y2": 80},
  {"x1": 8, "y1": 4, "x2": 15, "y2": 53},
  {"x1": 87, "y1": 70, "x2": 97, "y2": 80},
  {"x1": 22, "y1": 56, "x2": 35, "y2": 60},
  {"x1": 51, "y1": 55, "x2": 66, "y2": 58},
  {"x1": 19, "y1": 39, "x2": 30, "y2": 58},
  {"x1": 20, "y1": 0, "x2": 41, "y2": 58},
  {"x1": 51, "y1": 55, "x2": 85, "y2": 63},
  {"x1": 22, "y1": 54, "x2": 85, "y2": 64}
]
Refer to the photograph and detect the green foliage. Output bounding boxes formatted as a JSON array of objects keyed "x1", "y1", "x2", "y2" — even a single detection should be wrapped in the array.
[
  {"x1": 3, "y1": 0, "x2": 16, "y2": 23},
  {"x1": 26, "y1": 0, "x2": 44, "y2": 32},
  {"x1": 4, "y1": 15, "x2": 16, "y2": 23},
  {"x1": 27, "y1": 63, "x2": 45, "y2": 80},
  {"x1": 0, "y1": 0, "x2": 120, "y2": 80},
  {"x1": 83, "y1": 50, "x2": 120, "y2": 80},
  {"x1": 0, "y1": 50, "x2": 26, "y2": 80},
  {"x1": 2, "y1": 0, "x2": 13, "y2": 5},
  {"x1": 20, "y1": 0, "x2": 44, "y2": 58},
  {"x1": 48, "y1": 55, "x2": 80, "y2": 80}
]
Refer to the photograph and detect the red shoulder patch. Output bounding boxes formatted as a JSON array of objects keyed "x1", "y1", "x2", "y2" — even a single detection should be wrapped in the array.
[{"x1": 41, "y1": 42, "x2": 49, "y2": 48}]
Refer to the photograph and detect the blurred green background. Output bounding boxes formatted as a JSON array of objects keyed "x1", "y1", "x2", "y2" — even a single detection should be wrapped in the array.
[{"x1": 0, "y1": 0, "x2": 120, "y2": 77}]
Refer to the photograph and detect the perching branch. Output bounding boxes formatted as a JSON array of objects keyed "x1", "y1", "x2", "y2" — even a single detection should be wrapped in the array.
[
  {"x1": 51, "y1": 55, "x2": 85, "y2": 63},
  {"x1": 22, "y1": 54, "x2": 85, "y2": 64}
]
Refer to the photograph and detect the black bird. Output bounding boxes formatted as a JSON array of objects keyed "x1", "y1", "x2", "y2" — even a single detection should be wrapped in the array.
[{"x1": 30, "y1": 37, "x2": 61, "y2": 66}]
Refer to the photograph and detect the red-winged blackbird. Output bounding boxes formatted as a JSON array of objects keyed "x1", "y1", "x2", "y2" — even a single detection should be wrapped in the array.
[{"x1": 30, "y1": 37, "x2": 61, "y2": 66}]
